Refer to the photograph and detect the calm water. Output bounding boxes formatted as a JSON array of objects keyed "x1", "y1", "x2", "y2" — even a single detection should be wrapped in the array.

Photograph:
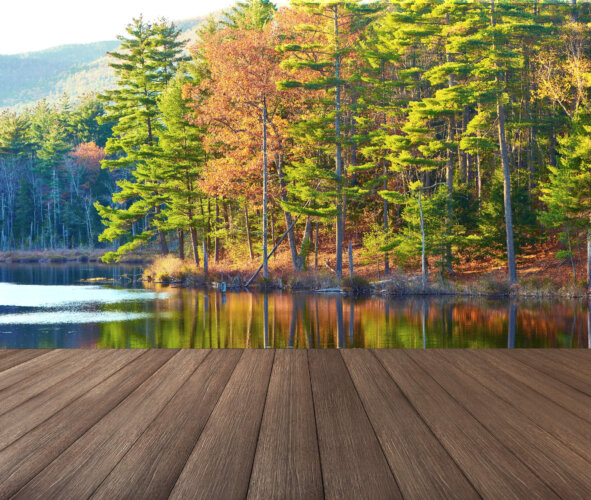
[{"x1": 0, "y1": 263, "x2": 589, "y2": 349}]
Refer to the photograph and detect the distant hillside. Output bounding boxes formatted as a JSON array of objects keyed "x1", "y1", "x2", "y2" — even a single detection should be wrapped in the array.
[{"x1": 0, "y1": 17, "x2": 206, "y2": 111}]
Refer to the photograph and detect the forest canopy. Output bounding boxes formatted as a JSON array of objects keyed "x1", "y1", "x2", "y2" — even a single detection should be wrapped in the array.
[{"x1": 1, "y1": 0, "x2": 591, "y2": 288}]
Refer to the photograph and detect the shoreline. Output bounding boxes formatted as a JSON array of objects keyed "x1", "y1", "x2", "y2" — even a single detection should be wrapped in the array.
[
  {"x1": 0, "y1": 249, "x2": 152, "y2": 265},
  {"x1": 1, "y1": 250, "x2": 589, "y2": 299}
]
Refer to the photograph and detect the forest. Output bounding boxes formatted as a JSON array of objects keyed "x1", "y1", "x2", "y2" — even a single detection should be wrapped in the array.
[{"x1": 1, "y1": 0, "x2": 590, "y2": 290}]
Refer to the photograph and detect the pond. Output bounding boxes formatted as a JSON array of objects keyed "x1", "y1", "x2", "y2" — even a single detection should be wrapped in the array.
[{"x1": 0, "y1": 263, "x2": 589, "y2": 349}]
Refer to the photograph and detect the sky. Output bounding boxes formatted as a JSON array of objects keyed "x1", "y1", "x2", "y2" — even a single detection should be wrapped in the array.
[{"x1": 0, "y1": 0, "x2": 236, "y2": 55}]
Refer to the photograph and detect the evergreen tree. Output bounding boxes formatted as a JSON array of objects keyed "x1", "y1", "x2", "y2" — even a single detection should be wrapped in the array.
[
  {"x1": 95, "y1": 17, "x2": 185, "y2": 262},
  {"x1": 279, "y1": 0, "x2": 382, "y2": 279},
  {"x1": 154, "y1": 73, "x2": 207, "y2": 266}
]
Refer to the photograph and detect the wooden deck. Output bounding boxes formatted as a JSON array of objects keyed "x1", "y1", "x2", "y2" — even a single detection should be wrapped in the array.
[{"x1": 0, "y1": 349, "x2": 590, "y2": 499}]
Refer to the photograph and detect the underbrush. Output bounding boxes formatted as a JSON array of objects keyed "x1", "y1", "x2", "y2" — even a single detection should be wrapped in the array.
[
  {"x1": 143, "y1": 256, "x2": 199, "y2": 283},
  {"x1": 342, "y1": 275, "x2": 372, "y2": 296},
  {"x1": 288, "y1": 271, "x2": 339, "y2": 291},
  {"x1": 375, "y1": 272, "x2": 457, "y2": 296}
]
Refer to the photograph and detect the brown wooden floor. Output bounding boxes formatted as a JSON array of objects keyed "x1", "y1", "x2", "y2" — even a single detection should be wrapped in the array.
[{"x1": 0, "y1": 349, "x2": 590, "y2": 499}]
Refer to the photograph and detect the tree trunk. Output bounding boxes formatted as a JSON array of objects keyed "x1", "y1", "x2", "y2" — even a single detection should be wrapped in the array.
[
  {"x1": 244, "y1": 203, "x2": 254, "y2": 261},
  {"x1": 178, "y1": 230, "x2": 184, "y2": 260},
  {"x1": 587, "y1": 228, "x2": 591, "y2": 292},
  {"x1": 444, "y1": 13, "x2": 455, "y2": 274},
  {"x1": 492, "y1": 0, "x2": 517, "y2": 285},
  {"x1": 418, "y1": 190, "x2": 428, "y2": 291},
  {"x1": 334, "y1": 4, "x2": 344, "y2": 280},
  {"x1": 315, "y1": 221, "x2": 319, "y2": 271},
  {"x1": 190, "y1": 227, "x2": 200, "y2": 267},
  {"x1": 383, "y1": 158, "x2": 390, "y2": 276},
  {"x1": 202, "y1": 240, "x2": 208, "y2": 274},
  {"x1": 214, "y1": 198, "x2": 220, "y2": 263},
  {"x1": 348, "y1": 241, "x2": 354, "y2": 278},
  {"x1": 497, "y1": 102, "x2": 518, "y2": 284},
  {"x1": 445, "y1": 119, "x2": 454, "y2": 274},
  {"x1": 262, "y1": 99, "x2": 269, "y2": 279},
  {"x1": 276, "y1": 154, "x2": 301, "y2": 270},
  {"x1": 299, "y1": 216, "x2": 313, "y2": 267}
]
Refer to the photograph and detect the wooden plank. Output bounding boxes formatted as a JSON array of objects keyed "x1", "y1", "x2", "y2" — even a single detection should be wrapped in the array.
[
  {"x1": 91, "y1": 350, "x2": 242, "y2": 500},
  {"x1": 477, "y1": 350, "x2": 591, "y2": 424},
  {"x1": 533, "y1": 349, "x2": 591, "y2": 374},
  {"x1": 374, "y1": 350, "x2": 557, "y2": 499},
  {"x1": 0, "y1": 350, "x2": 51, "y2": 373},
  {"x1": 0, "y1": 350, "x2": 144, "y2": 450},
  {"x1": 169, "y1": 350, "x2": 275, "y2": 500},
  {"x1": 411, "y1": 350, "x2": 591, "y2": 498},
  {"x1": 341, "y1": 349, "x2": 478, "y2": 499},
  {"x1": 0, "y1": 350, "x2": 102, "y2": 417},
  {"x1": 509, "y1": 350, "x2": 591, "y2": 396},
  {"x1": 0, "y1": 349, "x2": 174, "y2": 498},
  {"x1": 308, "y1": 350, "x2": 400, "y2": 500},
  {"x1": 12, "y1": 350, "x2": 207, "y2": 500},
  {"x1": 248, "y1": 350, "x2": 323, "y2": 500},
  {"x1": 0, "y1": 349, "x2": 74, "y2": 392}
]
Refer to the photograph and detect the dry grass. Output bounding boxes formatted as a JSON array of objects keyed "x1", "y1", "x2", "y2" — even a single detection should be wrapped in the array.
[{"x1": 142, "y1": 256, "x2": 200, "y2": 283}]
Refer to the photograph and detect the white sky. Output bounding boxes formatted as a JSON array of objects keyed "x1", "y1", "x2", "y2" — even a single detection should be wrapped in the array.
[{"x1": 0, "y1": 0, "x2": 236, "y2": 55}]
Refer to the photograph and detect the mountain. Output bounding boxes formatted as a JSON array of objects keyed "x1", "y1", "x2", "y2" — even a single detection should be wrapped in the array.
[{"x1": 0, "y1": 17, "x2": 205, "y2": 111}]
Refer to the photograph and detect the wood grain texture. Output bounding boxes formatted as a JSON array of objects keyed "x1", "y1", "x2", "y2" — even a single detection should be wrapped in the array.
[
  {"x1": 478, "y1": 349, "x2": 591, "y2": 424},
  {"x1": 308, "y1": 350, "x2": 401, "y2": 500},
  {"x1": 0, "y1": 350, "x2": 174, "y2": 499},
  {"x1": 0, "y1": 349, "x2": 143, "y2": 450},
  {"x1": 0, "y1": 349, "x2": 53, "y2": 374},
  {"x1": 412, "y1": 350, "x2": 591, "y2": 498},
  {"x1": 374, "y1": 350, "x2": 557, "y2": 499},
  {"x1": 342, "y1": 349, "x2": 478, "y2": 499},
  {"x1": 0, "y1": 349, "x2": 589, "y2": 499},
  {"x1": 0, "y1": 349, "x2": 102, "y2": 417},
  {"x1": 511, "y1": 350, "x2": 591, "y2": 396},
  {"x1": 170, "y1": 349, "x2": 275, "y2": 500},
  {"x1": 92, "y1": 349, "x2": 242, "y2": 500},
  {"x1": 0, "y1": 349, "x2": 74, "y2": 392},
  {"x1": 12, "y1": 349, "x2": 205, "y2": 500},
  {"x1": 454, "y1": 350, "x2": 591, "y2": 462},
  {"x1": 248, "y1": 350, "x2": 323, "y2": 500}
]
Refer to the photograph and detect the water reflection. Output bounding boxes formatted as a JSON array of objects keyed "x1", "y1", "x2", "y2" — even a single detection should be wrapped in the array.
[{"x1": 0, "y1": 263, "x2": 590, "y2": 349}]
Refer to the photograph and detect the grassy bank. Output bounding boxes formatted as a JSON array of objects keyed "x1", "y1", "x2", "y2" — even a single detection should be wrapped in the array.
[
  {"x1": 0, "y1": 249, "x2": 153, "y2": 264},
  {"x1": 142, "y1": 249, "x2": 591, "y2": 298}
]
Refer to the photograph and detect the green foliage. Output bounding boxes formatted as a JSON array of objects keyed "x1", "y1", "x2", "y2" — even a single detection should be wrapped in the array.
[{"x1": 477, "y1": 171, "x2": 538, "y2": 256}]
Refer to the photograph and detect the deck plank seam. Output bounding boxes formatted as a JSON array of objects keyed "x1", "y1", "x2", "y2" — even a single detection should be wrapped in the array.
[
  {"x1": 336, "y1": 350, "x2": 403, "y2": 498},
  {"x1": 369, "y1": 350, "x2": 483, "y2": 499},
  {"x1": 448, "y1": 351, "x2": 591, "y2": 459},
  {"x1": 0, "y1": 350, "x2": 151, "y2": 454},
  {"x1": 400, "y1": 350, "x2": 564, "y2": 499},
  {"x1": 0, "y1": 350, "x2": 55, "y2": 376},
  {"x1": 305, "y1": 349, "x2": 326, "y2": 500},
  {"x1": 0, "y1": 350, "x2": 99, "y2": 397},
  {"x1": 87, "y1": 350, "x2": 215, "y2": 499},
  {"x1": 9, "y1": 350, "x2": 178, "y2": 498},
  {"x1": 476, "y1": 351, "x2": 591, "y2": 425},
  {"x1": 157, "y1": 350, "x2": 244, "y2": 500},
  {"x1": 167, "y1": 349, "x2": 247, "y2": 497},
  {"x1": 508, "y1": 353, "x2": 591, "y2": 398},
  {"x1": 245, "y1": 349, "x2": 277, "y2": 499},
  {"x1": 0, "y1": 350, "x2": 116, "y2": 420}
]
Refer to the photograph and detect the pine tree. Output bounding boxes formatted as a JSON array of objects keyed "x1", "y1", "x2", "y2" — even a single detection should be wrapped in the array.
[
  {"x1": 279, "y1": 0, "x2": 381, "y2": 279},
  {"x1": 95, "y1": 17, "x2": 184, "y2": 262},
  {"x1": 154, "y1": 73, "x2": 207, "y2": 266}
]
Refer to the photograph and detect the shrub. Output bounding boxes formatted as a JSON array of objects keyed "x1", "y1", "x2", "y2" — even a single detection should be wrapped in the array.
[
  {"x1": 342, "y1": 275, "x2": 372, "y2": 296},
  {"x1": 476, "y1": 274, "x2": 511, "y2": 296},
  {"x1": 289, "y1": 271, "x2": 339, "y2": 291},
  {"x1": 143, "y1": 256, "x2": 199, "y2": 283}
]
